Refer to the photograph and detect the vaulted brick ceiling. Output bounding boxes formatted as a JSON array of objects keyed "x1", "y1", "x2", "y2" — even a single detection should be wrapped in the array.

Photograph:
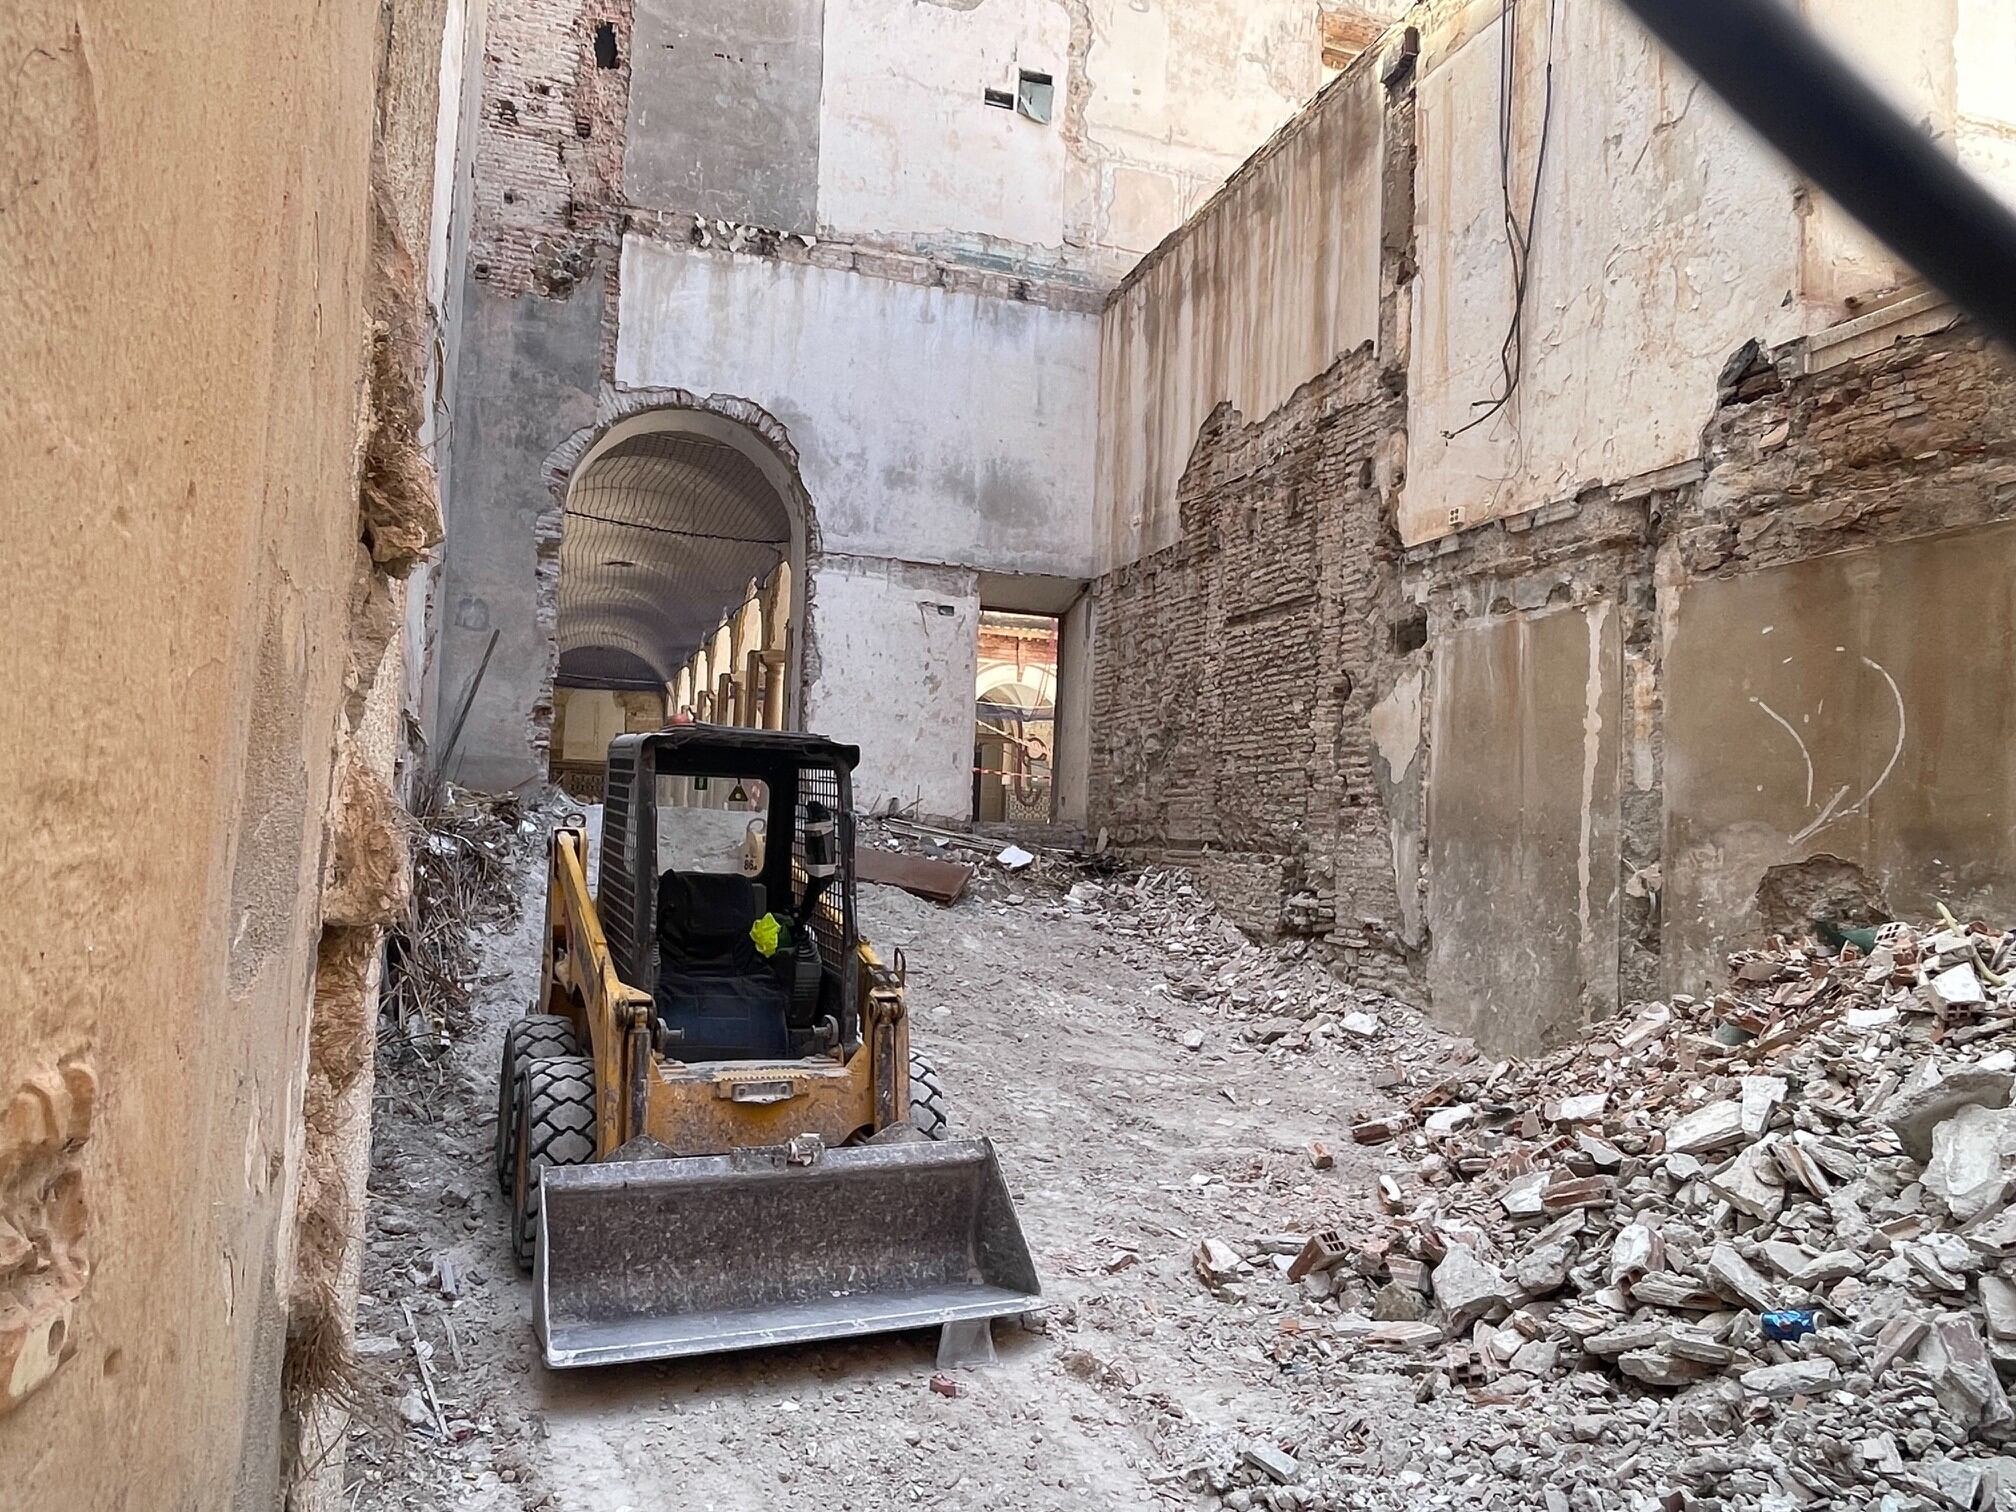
[{"x1": 557, "y1": 431, "x2": 789, "y2": 682}]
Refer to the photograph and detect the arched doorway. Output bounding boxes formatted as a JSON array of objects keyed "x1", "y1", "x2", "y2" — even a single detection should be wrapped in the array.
[{"x1": 545, "y1": 400, "x2": 812, "y2": 798}]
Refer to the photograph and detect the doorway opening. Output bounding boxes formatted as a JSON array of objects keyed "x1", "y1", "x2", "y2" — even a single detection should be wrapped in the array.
[{"x1": 972, "y1": 610, "x2": 1059, "y2": 824}]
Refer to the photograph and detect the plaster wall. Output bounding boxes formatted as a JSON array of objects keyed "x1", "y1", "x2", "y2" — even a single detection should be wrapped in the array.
[
  {"x1": 1095, "y1": 61, "x2": 1387, "y2": 568},
  {"x1": 1426, "y1": 602, "x2": 1622, "y2": 1057},
  {"x1": 616, "y1": 0, "x2": 1326, "y2": 274},
  {"x1": 1401, "y1": 0, "x2": 1801, "y2": 548},
  {"x1": 803, "y1": 557, "x2": 983, "y2": 819},
  {"x1": 818, "y1": 0, "x2": 1072, "y2": 251},
  {"x1": 1663, "y1": 521, "x2": 2016, "y2": 997},
  {"x1": 1, "y1": 0, "x2": 393, "y2": 1505},
  {"x1": 441, "y1": 271, "x2": 607, "y2": 790},
  {"x1": 1958, "y1": 0, "x2": 2016, "y2": 209},
  {"x1": 628, "y1": 0, "x2": 826, "y2": 231},
  {"x1": 810, "y1": 0, "x2": 1324, "y2": 272},
  {"x1": 411, "y1": 0, "x2": 488, "y2": 757},
  {"x1": 1054, "y1": 597, "x2": 1096, "y2": 828},
  {"x1": 617, "y1": 238, "x2": 1102, "y2": 576},
  {"x1": 1796, "y1": 0, "x2": 1957, "y2": 309},
  {"x1": 1399, "y1": 0, "x2": 2009, "y2": 549}
]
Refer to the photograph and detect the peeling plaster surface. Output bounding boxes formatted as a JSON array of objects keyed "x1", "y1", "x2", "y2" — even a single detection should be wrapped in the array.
[
  {"x1": 802, "y1": 555, "x2": 982, "y2": 817},
  {"x1": 817, "y1": 0, "x2": 1072, "y2": 248},
  {"x1": 1401, "y1": 0, "x2": 1800, "y2": 546},
  {"x1": 1663, "y1": 522, "x2": 2016, "y2": 998},
  {"x1": 1397, "y1": 0, "x2": 2014, "y2": 548},
  {"x1": 617, "y1": 237, "x2": 1102, "y2": 576},
  {"x1": 1369, "y1": 667, "x2": 1423, "y2": 784},
  {"x1": 1079, "y1": 0, "x2": 1326, "y2": 254},
  {"x1": 1096, "y1": 61, "x2": 1384, "y2": 568},
  {"x1": 1799, "y1": 0, "x2": 1959, "y2": 307}
]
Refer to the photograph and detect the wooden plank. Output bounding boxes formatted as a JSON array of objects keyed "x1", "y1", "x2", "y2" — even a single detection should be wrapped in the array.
[{"x1": 857, "y1": 849, "x2": 974, "y2": 905}]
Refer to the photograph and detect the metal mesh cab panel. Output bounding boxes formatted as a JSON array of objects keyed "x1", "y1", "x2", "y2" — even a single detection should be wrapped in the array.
[
  {"x1": 600, "y1": 740, "x2": 645, "y2": 986},
  {"x1": 793, "y1": 765, "x2": 857, "y2": 1034}
]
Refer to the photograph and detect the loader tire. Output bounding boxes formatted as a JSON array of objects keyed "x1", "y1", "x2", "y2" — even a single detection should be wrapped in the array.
[
  {"x1": 908, "y1": 1051, "x2": 949, "y2": 1140},
  {"x1": 511, "y1": 1055, "x2": 597, "y2": 1271},
  {"x1": 494, "y1": 1016, "x2": 580, "y2": 1193}
]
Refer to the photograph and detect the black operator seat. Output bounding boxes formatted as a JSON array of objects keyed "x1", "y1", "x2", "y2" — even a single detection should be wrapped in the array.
[{"x1": 653, "y1": 870, "x2": 791, "y2": 1060}]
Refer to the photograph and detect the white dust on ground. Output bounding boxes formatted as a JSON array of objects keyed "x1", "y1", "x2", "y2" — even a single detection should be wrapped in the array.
[{"x1": 348, "y1": 833, "x2": 1457, "y2": 1512}]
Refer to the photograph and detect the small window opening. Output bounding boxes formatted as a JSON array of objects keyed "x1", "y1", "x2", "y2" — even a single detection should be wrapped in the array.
[
  {"x1": 1016, "y1": 69, "x2": 1054, "y2": 124},
  {"x1": 984, "y1": 87, "x2": 1014, "y2": 109},
  {"x1": 594, "y1": 22, "x2": 620, "y2": 69}
]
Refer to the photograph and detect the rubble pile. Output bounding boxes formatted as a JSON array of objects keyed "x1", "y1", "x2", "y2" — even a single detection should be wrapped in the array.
[
  {"x1": 1201, "y1": 914, "x2": 2016, "y2": 1507},
  {"x1": 382, "y1": 786, "x2": 534, "y2": 1048},
  {"x1": 1059, "y1": 869, "x2": 1435, "y2": 1062}
]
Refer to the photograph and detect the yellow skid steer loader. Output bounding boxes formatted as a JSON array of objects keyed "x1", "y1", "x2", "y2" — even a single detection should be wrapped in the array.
[{"x1": 494, "y1": 725, "x2": 1038, "y2": 1368}]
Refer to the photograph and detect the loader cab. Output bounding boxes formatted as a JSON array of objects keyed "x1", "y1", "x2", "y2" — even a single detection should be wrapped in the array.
[{"x1": 598, "y1": 726, "x2": 860, "y2": 1064}]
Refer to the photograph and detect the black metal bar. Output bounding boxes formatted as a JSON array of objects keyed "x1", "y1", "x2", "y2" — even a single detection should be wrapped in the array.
[{"x1": 1613, "y1": 0, "x2": 2016, "y2": 349}]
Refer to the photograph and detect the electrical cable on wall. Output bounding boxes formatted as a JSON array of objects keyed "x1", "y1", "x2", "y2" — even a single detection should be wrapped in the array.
[{"x1": 1445, "y1": 0, "x2": 1561, "y2": 441}]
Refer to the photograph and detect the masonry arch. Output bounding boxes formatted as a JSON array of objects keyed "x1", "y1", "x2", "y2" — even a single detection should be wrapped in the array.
[{"x1": 543, "y1": 395, "x2": 815, "y2": 783}]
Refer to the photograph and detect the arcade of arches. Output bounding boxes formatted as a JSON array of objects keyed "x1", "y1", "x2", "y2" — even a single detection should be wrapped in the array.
[{"x1": 549, "y1": 415, "x2": 803, "y2": 798}]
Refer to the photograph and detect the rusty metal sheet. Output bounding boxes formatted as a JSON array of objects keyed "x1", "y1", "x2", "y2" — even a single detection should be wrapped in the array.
[{"x1": 857, "y1": 848, "x2": 973, "y2": 905}]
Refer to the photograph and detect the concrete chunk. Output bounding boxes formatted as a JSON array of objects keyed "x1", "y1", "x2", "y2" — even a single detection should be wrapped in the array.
[
  {"x1": 1243, "y1": 1443, "x2": 1299, "y2": 1484},
  {"x1": 1194, "y1": 1239, "x2": 1243, "y2": 1283},
  {"x1": 1980, "y1": 1276, "x2": 2016, "y2": 1340},
  {"x1": 1705, "y1": 1242, "x2": 1777, "y2": 1311},
  {"x1": 1884, "y1": 1066, "x2": 2014, "y2": 1165},
  {"x1": 1740, "y1": 1076, "x2": 1788, "y2": 1138},
  {"x1": 1924, "y1": 962, "x2": 1988, "y2": 1012},
  {"x1": 1705, "y1": 1140, "x2": 1786, "y2": 1223},
  {"x1": 1432, "y1": 1244, "x2": 1509, "y2": 1324},
  {"x1": 1740, "y1": 1359, "x2": 1841, "y2": 1398},
  {"x1": 1788, "y1": 1250, "x2": 1863, "y2": 1287},
  {"x1": 1924, "y1": 1104, "x2": 2016, "y2": 1222},
  {"x1": 1919, "y1": 1313, "x2": 2016, "y2": 1431},
  {"x1": 1620, "y1": 1348, "x2": 1714, "y2": 1387},
  {"x1": 1874, "y1": 1316, "x2": 1931, "y2": 1379},
  {"x1": 1499, "y1": 1169, "x2": 1550, "y2": 1219},
  {"x1": 1666, "y1": 1099, "x2": 1747, "y2": 1156},
  {"x1": 1608, "y1": 1222, "x2": 1662, "y2": 1285},
  {"x1": 1513, "y1": 1239, "x2": 1574, "y2": 1298}
]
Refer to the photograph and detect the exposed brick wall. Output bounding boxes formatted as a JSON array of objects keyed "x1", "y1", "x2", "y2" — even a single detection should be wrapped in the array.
[
  {"x1": 1394, "y1": 313, "x2": 2016, "y2": 1020},
  {"x1": 468, "y1": 0, "x2": 631, "y2": 304},
  {"x1": 1084, "y1": 8, "x2": 2015, "y2": 1035},
  {"x1": 1090, "y1": 344, "x2": 1419, "y2": 994},
  {"x1": 1088, "y1": 45, "x2": 1423, "y2": 996},
  {"x1": 1686, "y1": 323, "x2": 2016, "y2": 577}
]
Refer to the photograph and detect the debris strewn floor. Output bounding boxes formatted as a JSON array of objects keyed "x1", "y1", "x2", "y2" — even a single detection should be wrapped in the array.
[{"x1": 352, "y1": 810, "x2": 2016, "y2": 1511}]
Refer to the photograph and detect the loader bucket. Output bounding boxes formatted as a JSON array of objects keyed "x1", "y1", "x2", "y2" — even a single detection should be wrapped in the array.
[{"x1": 533, "y1": 1138, "x2": 1040, "y2": 1369}]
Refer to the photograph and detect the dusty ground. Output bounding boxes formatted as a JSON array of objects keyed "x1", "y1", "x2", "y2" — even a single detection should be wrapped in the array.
[{"x1": 344, "y1": 820, "x2": 1494, "y2": 1512}]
